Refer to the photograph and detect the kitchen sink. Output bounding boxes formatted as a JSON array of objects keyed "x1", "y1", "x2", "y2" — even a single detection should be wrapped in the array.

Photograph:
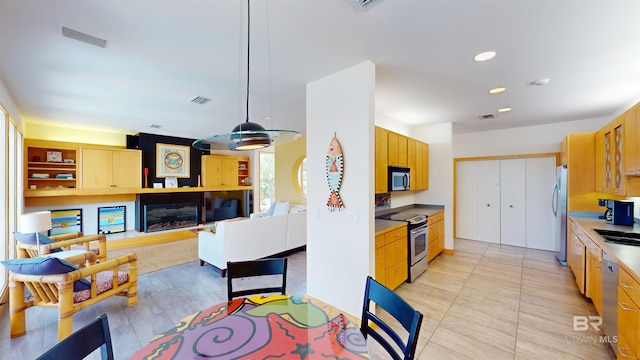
[{"x1": 594, "y1": 229, "x2": 640, "y2": 246}]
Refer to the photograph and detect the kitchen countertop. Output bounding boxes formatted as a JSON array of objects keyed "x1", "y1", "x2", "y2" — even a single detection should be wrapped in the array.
[
  {"x1": 374, "y1": 204, "x2": 444, "y2": 234},
  {"x1": 570, "y1": 215, "x2": 640, "y2": 281}
]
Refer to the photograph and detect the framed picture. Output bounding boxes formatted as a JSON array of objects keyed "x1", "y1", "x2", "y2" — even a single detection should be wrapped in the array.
[
  {"x1": 98, "y1": 206, "x2": 126, "y2": 234},
  {"x1": 49, "y1": 209, "x2": 82, "y2": 236},
  {"x1": 156, "y1": 143, "x2": 190, "y2": 178}
]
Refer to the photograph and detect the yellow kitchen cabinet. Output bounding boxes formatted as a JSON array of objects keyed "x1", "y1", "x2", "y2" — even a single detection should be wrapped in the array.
[
  {"x1": 388, "y1": 131, "x2": 399, "y2": 166},
  {"x1": 624, "y1": 104, "x2": 639, "y2": 175},
  {"x1": 562, "y1": 132, "x2": 605, "y2": 212},
  {"x1": 567, "y1": 219, "x2": 586, "y2": 295},
  {"x1": 408, "y1": 138, "x2": 416, "y2": 189},
  {"x1": 585, "y1": 237, "x2": 602, "y2": 316},
  {"x1": 618, "y1": 267, "x2": 639, "y2": 359},
  {"x1": 375, "y1": 127, "x2": 389, "y2": 194},
  {"x1": 427, "y1": 210, "x2": 444, "y2": 262},
  {"x1": 81, "y1": 147, "x2": 142, "y2": 189},
  {"x1": 201, "y1": 155, "x2": 239, "y2": 187},
  {"x1": 375, "y1": 224, "x2": 408, "y2": 290},
  {"x1": 596, "y1": 117, "x2": 626, "y2": 195},
  {"x1": 375, "y1": 234, "x2": 386, "y2": 286},
  {"x1": 398, "y1": 134, "x2": 408, "y2": 166}
]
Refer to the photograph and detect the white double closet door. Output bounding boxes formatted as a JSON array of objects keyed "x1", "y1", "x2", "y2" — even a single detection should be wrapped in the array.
[{"x1": 456, "y1": 156, "x2": 555, "y2": 250}]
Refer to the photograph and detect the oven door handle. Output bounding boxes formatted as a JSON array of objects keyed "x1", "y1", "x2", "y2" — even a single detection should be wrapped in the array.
[{"x1": 410, "y1": 226, "x2": 427, "y2": 235}]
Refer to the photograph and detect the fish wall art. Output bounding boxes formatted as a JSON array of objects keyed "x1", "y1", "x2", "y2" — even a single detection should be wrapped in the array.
[{"x1": 326, "y1": 136, "x2": 344, "y2": 212}]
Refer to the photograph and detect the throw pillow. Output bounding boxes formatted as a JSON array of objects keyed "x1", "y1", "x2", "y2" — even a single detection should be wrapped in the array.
[
  {"x1": 267, "y1": 202, "x2": 277, "y2": 216},
  {"x1": 272, "y1": 201, "x2": 290, "y2": 216},
  {"x1": 213, "y1": 197, "x2": 225, "y2": 208},
  {"x1": 13, "y1": 232, "x2": 62, "y2": 253},
  {"x1": 0, "y1": 257, "x2": 90, "y2": 291}
]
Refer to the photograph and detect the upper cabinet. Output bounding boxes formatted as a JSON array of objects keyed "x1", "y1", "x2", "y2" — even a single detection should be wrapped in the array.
[
  {"x1": 624, "y1": 104, "x2": 640, "y2": 175},
  {"x1": 81, "y1": 148, "x2": 142, "y2": 189},
  {"x1": 374, "y1": 126, "x2": 429, "y2": 194},
  {"x1": 596, "y1": 117, "x2": 626, "y2": 195},
  {"x1": 201, "y1": 155, "x2": 250, "y2": 188},
  {"x1": 25, "y1": 139, "x2": 79, "y2": 190}
]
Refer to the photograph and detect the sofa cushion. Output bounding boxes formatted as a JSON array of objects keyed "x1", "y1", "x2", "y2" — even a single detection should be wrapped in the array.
[
  {"x1": 267, "y1": 202, "x2": 277, "y2": 216},
  {"x1": 14, "y1": 232, "x2": 62, "y2": 253},
  {"x1": 272, "y1": 201, "x2": 290, "y2": 216},
  {"x1": 213, "y1": 197, "x2": 225, "y2": 208},
  {"x1": 1, "y1": 257, "x2": 90, "y2": 291}
]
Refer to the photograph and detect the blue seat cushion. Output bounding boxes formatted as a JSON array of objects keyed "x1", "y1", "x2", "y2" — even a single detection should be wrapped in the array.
[
  {"x1": 1, "y1": 257, "x2": 90, "y2": 291},
  {"x1": 13, "y1": 232, "x2": 62, "y2": 253}
]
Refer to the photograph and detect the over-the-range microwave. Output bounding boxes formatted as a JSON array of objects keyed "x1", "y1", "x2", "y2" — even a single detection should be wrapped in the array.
[{"x1": 388, "y1": 166, "x2": 410, "y2": 191}]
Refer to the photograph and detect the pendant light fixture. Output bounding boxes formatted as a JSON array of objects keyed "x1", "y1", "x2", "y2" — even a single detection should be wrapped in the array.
[{"x1": 193, "y1": 0, "x2": 301, "y2": 151}]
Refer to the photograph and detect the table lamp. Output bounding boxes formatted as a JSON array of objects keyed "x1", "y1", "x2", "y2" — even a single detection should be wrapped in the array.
[{"x1": 19, "y1": 211, "x2": 52, "y2": 257}]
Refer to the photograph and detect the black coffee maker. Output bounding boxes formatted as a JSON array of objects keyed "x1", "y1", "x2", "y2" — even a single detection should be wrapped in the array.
[{"x1": 598, "y1": 199, "x2": 635, "y2": 226}]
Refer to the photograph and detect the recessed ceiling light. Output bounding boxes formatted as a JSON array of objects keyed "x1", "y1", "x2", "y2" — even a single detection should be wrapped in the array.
[
  {"x1": 474, "y1": 51, "x2": 496, "y2": 62},
  {"x1": 531, "y1": 78, "x2": 551, "y2": 86},
  {"x1": 498, "y1": 107, "x2": 512, "y2": 113},
  {"x1": 489, "y1": 87, "x2": 506, "y2": 94}
]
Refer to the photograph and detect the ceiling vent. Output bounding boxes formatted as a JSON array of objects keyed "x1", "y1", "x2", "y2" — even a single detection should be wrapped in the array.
[
  {"x1": 61, "y1": 26, "x2": 108, "y2": 48},
  {"x1": 479, "y1": 113, "x2": 496, "y2": 120},
  {"x1": 190, "y1": 96, "x2": 211, "y2": 105},
  {"x1": 350, "y1": 0, "x2": 382, "y2": 9}
]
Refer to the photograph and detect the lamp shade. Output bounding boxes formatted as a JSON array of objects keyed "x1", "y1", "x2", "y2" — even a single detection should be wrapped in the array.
[
  {"x1": 19, "y1": 211, "x2": 52, "y2": 234},
  {"x1": 228, "y1": 121, "x2": 271, "y2": 151}
]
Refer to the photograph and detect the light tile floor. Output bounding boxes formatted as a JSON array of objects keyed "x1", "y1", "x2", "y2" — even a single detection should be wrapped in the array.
[{"x1": 0, "y1": 239, "x2": 616, "y2": 359}]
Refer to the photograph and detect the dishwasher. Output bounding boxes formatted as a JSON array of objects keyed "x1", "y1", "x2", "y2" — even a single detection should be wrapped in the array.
[{"x1": 602, "y1": 250, "x2": 618, "y2": 352}]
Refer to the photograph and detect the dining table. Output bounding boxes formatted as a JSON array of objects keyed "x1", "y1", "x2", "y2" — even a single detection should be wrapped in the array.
[{"x1": 130, "y1": 294, "x2": 369, "y2": 359}]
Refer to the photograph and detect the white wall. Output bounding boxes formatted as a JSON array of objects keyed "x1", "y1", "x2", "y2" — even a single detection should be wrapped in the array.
[
  {"x1": 453, "y1": 117, "x2": 608, "y2": 158},
  {"x1": 0, "y1": 77, "x2": 23, "y2": 128},
  {"x1": 306, "y1": 61, "x2": 375, "y2": 317},
  {"x1": 413, "y1": 123, "x2": 454, "y2": 249}
]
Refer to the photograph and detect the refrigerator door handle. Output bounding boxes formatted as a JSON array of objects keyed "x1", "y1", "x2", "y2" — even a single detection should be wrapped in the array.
[{"x1": 551, "y1": 182, "x2": 559, "y2": 216}]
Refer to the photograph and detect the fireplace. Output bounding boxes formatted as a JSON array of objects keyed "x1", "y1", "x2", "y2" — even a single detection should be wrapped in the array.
[
  {"x1": 144, "y1": 203, "x2": 198, "y2": 232},
  {"x1": 136, "y1": 193, "x2": 202, "y2": 232}
]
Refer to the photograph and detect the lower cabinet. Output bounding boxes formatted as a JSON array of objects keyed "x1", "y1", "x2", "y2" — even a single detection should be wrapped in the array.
[
  {"x1": 427, "y1": 210, "x2": 444, "y2": 262},
  {"x1": 618, "y1": 267, "x2": 640, "y2": 359},
  {"x1": 585, "y1": 238, "x2": 603, "y2": 315},
  {"x1": 567, "y1": 219, "x2": 586, "y2": 295},
  {"x1": 375, "y1": 225, "x2": 408, "y2": 290}
]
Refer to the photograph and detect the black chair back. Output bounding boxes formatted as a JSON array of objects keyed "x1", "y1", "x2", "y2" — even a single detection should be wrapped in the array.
[
  {"x1": 37, "y1": 313, "x2": 114, "y2": 360},
  {"x1": 227, "y1": 258, "x2": 288, "y2": 301},
  {"x1": 360, "y1": 276, "x2": 423, "y2": 360}
]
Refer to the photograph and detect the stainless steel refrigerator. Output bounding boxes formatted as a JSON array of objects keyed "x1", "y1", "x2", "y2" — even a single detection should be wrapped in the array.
[{"x1": 552, "y1": 165, "x2": 568, "y2": 265}]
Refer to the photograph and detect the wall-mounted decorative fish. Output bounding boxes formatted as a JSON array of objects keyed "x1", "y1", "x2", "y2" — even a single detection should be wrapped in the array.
[{"x1": 326, "y1": 136, "x2": 344, "y2": 212}]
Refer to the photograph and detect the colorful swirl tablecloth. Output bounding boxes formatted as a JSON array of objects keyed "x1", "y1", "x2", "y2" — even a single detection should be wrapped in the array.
[{"x1": 130, "y1": 295, "x2": 369, "y2": 359}]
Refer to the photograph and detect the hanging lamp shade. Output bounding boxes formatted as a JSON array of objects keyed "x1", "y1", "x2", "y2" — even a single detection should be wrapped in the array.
[
  {"x1": 192, "y1": 0, "x2": 301, "y2": 152},
  {"x1": 228, "y1": 121, "x2": 270, "y2": 150}
]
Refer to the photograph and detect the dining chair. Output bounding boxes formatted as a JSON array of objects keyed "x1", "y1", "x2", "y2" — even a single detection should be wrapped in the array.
[
  {"x1": 360, "y1": 276, "x2": 424, "y2": 360},
  {"x1": 226, "y1": 258, "x2": 287, "y2": 301},
  {"x1": 36, "y1": 313, "x2": 114, "y2": 360}
]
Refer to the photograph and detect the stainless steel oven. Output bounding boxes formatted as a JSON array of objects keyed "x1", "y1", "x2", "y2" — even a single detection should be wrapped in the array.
[
  {"x1": 407, "y1": 215, "x2": 428, "y2": 282},
  {"x1": 377, "y1": 211, "x2": 429, "y2": 283}
]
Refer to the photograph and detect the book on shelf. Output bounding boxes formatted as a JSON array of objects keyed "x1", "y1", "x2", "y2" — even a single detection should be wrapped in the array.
[
  {"x1": 55, "y1": 174, "x2": 74, "y2": 179},
  {"x1": 31, "y1": 173, "x2": 50, "y2": 178}
]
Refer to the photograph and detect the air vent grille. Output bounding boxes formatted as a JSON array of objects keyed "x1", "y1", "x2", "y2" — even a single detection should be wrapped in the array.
[
  {"x1": 190, "y1": 96, "x2": 211, "y2": 105},
  {"x1": 352, "y1": 0, "x2": 381, "y2": 8},
  {"x1": 479, "y1": 113, "x2": 496, "y2": 119}
]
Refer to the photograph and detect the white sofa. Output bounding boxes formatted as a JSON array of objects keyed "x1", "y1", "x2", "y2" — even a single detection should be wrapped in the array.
[{"x1": 198, "y1": 211, "x2": 306, "y2": 276}]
